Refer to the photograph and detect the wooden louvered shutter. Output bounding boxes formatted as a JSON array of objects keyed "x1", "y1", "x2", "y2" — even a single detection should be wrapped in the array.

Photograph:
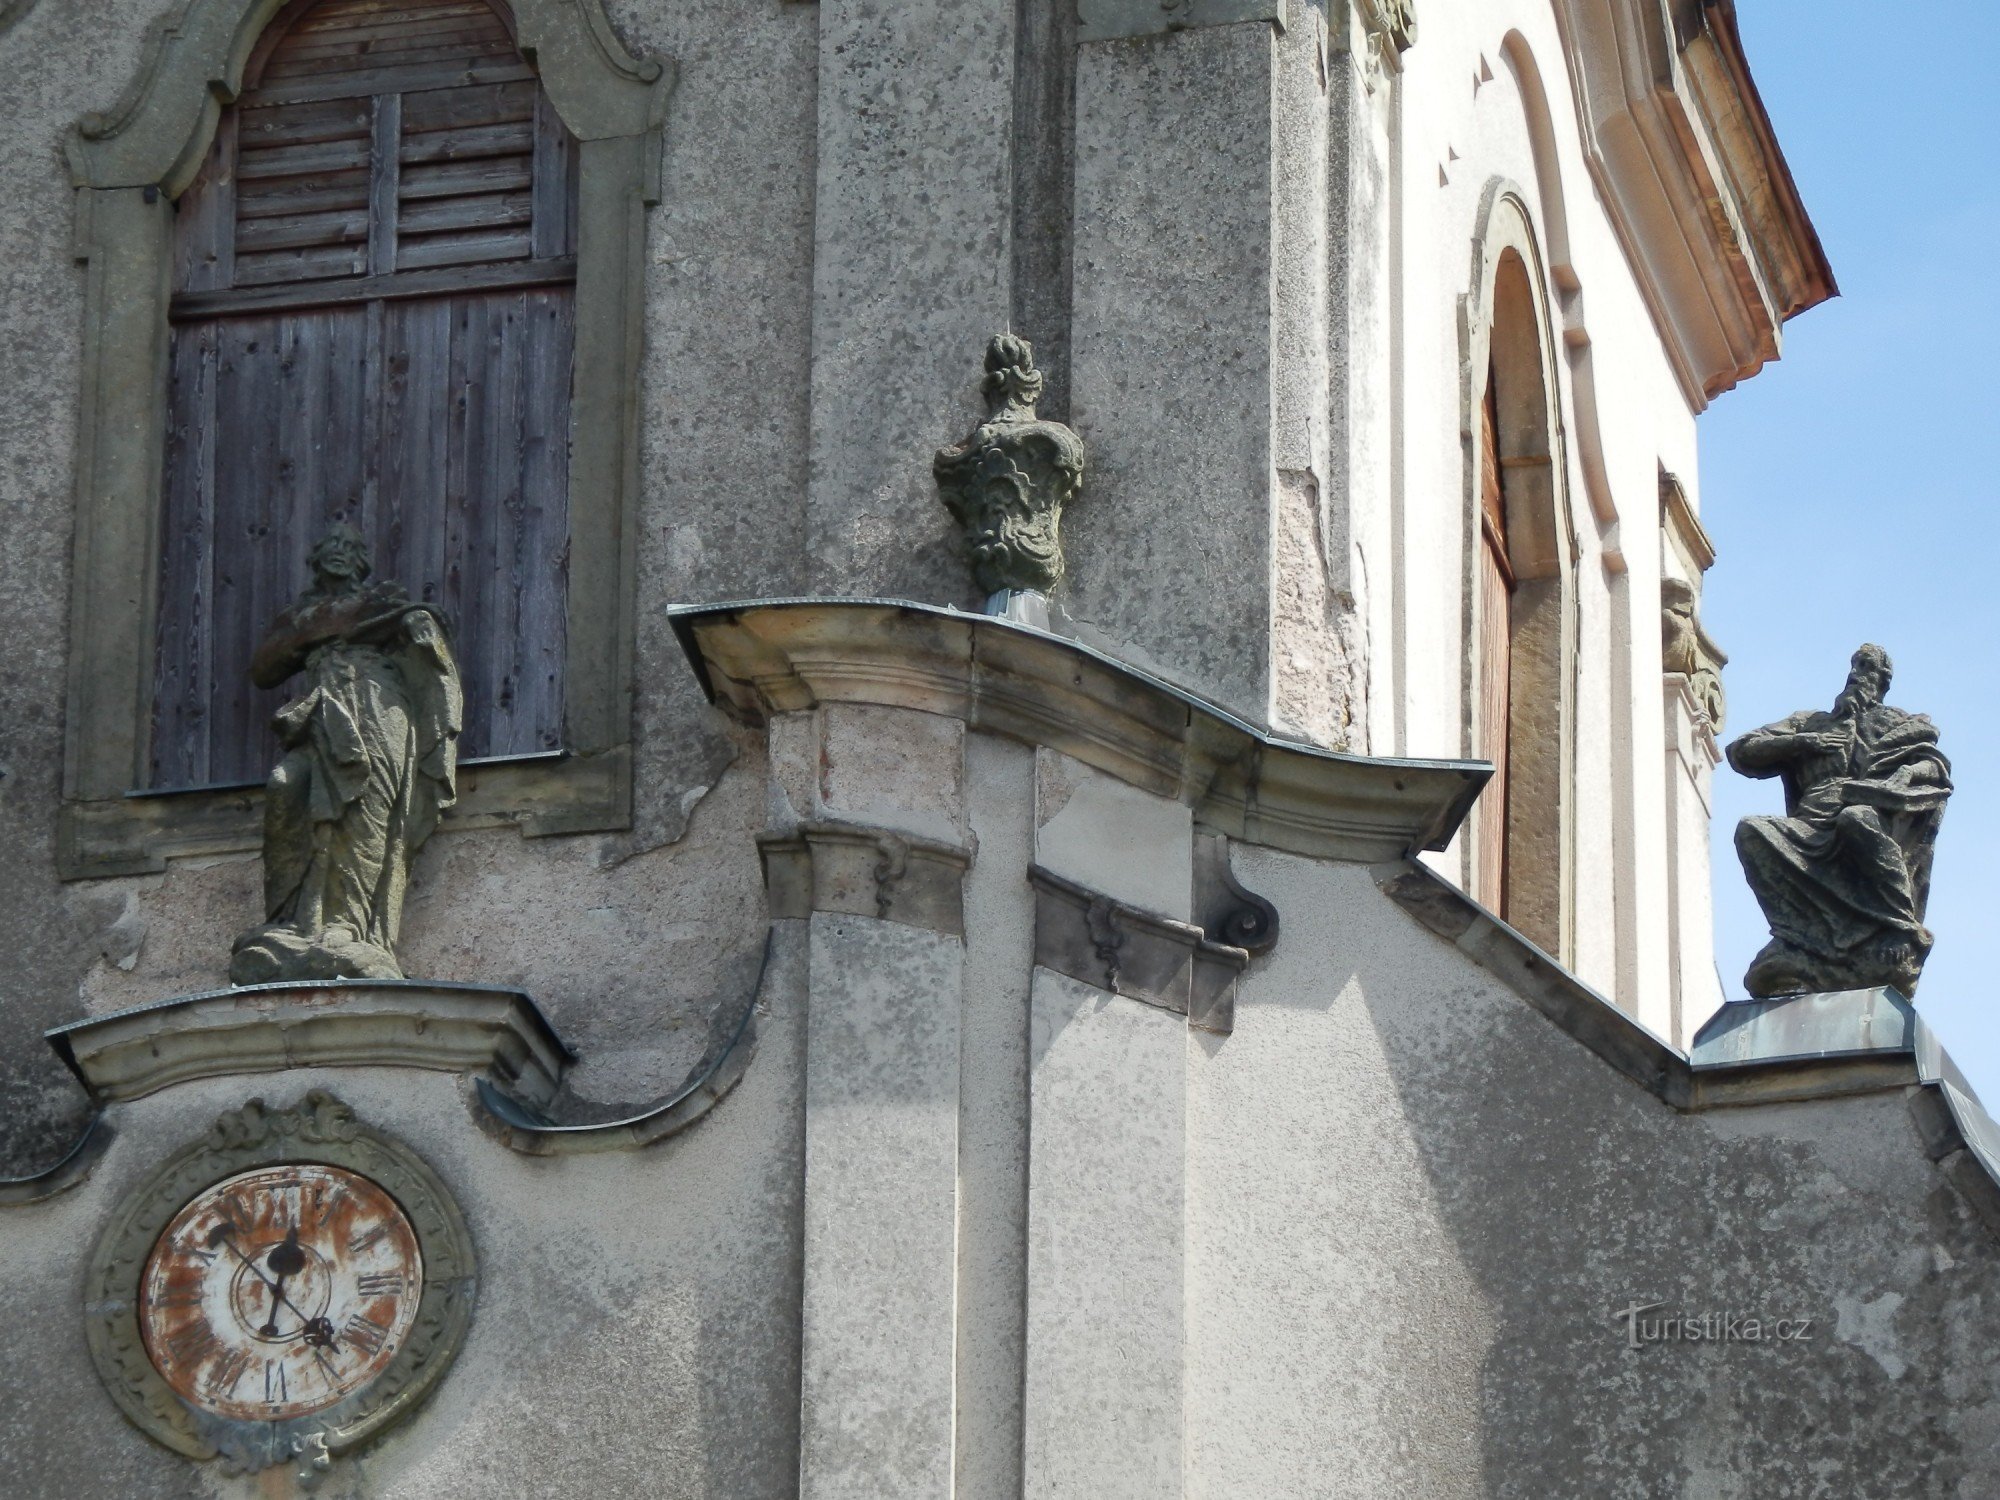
[
  {"x1": 151, "y1": 0, "x2": 577, "y2": 790},
  {"x1": 1474, "y1": 368, "x2": 1515, "y2": 915}
]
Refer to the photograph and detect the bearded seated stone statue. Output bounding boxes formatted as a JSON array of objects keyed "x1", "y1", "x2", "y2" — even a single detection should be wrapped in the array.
[
  {"x1": 1726, "y1": 644, "x2": 1950, "y2": 999},
  {"x1": 229, "y1": 525, "x2": 462, "y2": 987}
]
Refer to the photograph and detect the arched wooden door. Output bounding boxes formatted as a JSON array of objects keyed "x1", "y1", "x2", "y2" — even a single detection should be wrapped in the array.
[
  {"x1": 1474, "y1": 364, "x2": 1515, "y2": 915},
  {"x1": 150, "y1": 0, "x2": 578, "y2": 789}
]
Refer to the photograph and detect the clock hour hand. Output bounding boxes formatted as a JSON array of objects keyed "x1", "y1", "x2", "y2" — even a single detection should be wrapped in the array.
[
  {"x1": 261, "y1": 1228, "x2": 306, "y2": 1336},
  {"x1": 204, "y1": 1225, "x2": 332, "y2": 1346}
]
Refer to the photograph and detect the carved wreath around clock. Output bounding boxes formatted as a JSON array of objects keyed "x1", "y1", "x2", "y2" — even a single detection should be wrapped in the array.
[{"x1": 84, "y1": 1092, "x2": 475, "y2": 1471}]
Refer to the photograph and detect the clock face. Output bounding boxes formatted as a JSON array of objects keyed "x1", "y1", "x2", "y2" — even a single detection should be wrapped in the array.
[{"x1": 138, "y1": 1164, "x2": 423, "y2": 1423}]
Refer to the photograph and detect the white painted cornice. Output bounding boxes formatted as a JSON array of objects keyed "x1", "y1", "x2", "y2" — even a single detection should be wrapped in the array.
[{"x1": 1548, "y1": 0, "x2": 1835, "y2": 410}]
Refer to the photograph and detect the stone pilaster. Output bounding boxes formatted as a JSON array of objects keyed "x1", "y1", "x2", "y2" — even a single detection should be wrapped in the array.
[
  {"x1": 804, "y1": 0, "x2": 1017, "y2": 603},
  {"x1": 769, "y1": 704, "x2": 974, "y2": 1498},
  {"x1": 1064, "y1": 19, "x2": 1281, "y2": 715}
]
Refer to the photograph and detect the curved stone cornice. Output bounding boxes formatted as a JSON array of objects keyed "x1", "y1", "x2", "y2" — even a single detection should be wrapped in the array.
[
  {"x1": 66, "y1": 0, "x2": 672, "y2": 194},
  {"x1": 670, "y1": 598, "x2": 1488, "y2": 865},
  {"x1": 46, "y1": 979, "x2": 573, "y2": 1107}
]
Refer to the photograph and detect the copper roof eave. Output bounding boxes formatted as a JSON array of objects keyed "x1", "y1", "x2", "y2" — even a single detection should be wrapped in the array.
[{"x1": 1690, "y1": 0, "x2": 1838, "y2": 323}]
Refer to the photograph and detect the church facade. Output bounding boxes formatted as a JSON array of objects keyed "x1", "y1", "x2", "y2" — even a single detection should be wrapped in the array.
[{"x1": 3, "y1": 0, "x2": 1998, "y2": 1494}]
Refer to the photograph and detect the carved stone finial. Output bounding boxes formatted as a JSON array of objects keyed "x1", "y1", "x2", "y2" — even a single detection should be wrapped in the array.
[
  {"x1": 934, "y1": 334, "x2": 1086, "y2": 615},
  {"x1": 1727, "y1": 644, "x2": 1952, "y2": 999}
]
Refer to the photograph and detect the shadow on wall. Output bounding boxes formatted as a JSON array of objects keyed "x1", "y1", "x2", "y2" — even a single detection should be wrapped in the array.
[{"x1": 1349, "y1": 883, "x2": 1999, "y2": 1494}]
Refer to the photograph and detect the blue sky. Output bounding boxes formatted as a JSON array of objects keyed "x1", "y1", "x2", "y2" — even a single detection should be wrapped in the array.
[{"x1": 1700, "y1": 4, "x2": 2000, "y2": 1090}]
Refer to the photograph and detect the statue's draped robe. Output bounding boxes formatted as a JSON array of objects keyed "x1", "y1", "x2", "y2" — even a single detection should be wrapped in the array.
[
  {"x1": 235, "y1": 591, "x2": 460, "y2": 982},
  {"x1": 1728, "y1": 704, "x2": 1950, "y2": 978}
]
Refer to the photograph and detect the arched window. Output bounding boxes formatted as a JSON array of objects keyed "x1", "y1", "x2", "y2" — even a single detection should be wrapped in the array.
[
  {"x1": 1469, "y1": 226, "x2": 1573, "y2": 959},
  {"x1": 151, "y1": 0, "x2": 577, "y2": 788},
  {"x1": 60, "y1": 0, "x2": 667, "y2": 877}
]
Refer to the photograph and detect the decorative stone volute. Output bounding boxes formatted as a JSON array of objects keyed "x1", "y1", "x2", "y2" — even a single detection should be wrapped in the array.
[
  {"x1": 1661, "y1": 576, "x2": 1727, "y2": 735},
  {"x1": 933, "y1": 335, "x2": 1085, "y2": 618},
  {"x1": 1356, "y1": 0, "x2": 1417, "y2": 66}
]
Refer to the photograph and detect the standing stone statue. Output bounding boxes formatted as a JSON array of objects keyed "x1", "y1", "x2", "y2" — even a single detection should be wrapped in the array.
[
  {"x1": 1727, "y1": 644, "x2": 1950, "y2": 998},
  {"x1": 934, "y1": 333, "x2": 1085, "y2": 626},
  {"x1": 230, "y1": 525, "x2": 462, "y2": 986}
]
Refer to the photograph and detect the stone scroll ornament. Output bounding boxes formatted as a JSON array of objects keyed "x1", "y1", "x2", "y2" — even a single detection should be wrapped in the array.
[
  {"x1": 933, "y1": 334, "x2": 1085, "y2": 621},
  {"x1": 230, "y1": 525, "x2": 462, "y2": 986},
  {"x1": 1727, "y1": 645, "x2": 1951, "y2": 998},
  {"x1": 1661, "y1": 576, "x2": 1727, "y2": 730}
]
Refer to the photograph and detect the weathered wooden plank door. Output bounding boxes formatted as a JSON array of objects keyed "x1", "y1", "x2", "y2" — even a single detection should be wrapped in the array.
[{"x1": 150, "y1": 0, "x2": 577, "y2": 790}]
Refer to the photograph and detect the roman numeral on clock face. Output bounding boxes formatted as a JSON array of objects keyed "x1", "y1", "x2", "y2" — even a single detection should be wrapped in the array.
[
  {"x1": 164, "y1": 1321, "x2": 219, "y2": 1364},
  {"x1": 348, "y1": 1222, "x2": 389, "y2": 1254},
  {"x1": 315, "y1": 1184, "x2": 352, "y2": 1228},
  {"x1": 355, "y1": 1272, "x2": 405, "y2": 1297},
  {"x1": 204, "y1": 1349, "x2": 252, "y2": 1399},
  {"x1": 265, "y1": 1182, "x2": 300, "y2": 1230},
  {"x1": 343, "y1": 1313, "x2": 391, "y2": 1354},
  {"x1": 264, "y1": 1360, "x2": 288, "y2": 1405}
]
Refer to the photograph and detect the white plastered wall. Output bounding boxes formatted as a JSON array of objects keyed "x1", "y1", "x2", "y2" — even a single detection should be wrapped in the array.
[{"x1": 1356, "y1": 0, "x2": 1708, "y2": 1038}]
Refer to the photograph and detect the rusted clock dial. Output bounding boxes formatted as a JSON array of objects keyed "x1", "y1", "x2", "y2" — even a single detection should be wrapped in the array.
[{"x1": 138, "y1": 1165, "x2": 422, "y2": 1423}]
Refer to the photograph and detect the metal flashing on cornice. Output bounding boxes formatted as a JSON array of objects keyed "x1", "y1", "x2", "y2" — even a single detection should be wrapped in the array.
[
  {"x1": 47, "y1": 979, "x2": 575, "y2": 1107},
  {"x1": 0, "y1": 1113, "x2": 114, "y2": 1207},
  {"x1": 473, "y1": 934, "x2": 767, "y2": 1156},
  {"x1": 1374, "y1": 860, "x2": 1683, "y2": 1103},
  {"x1": 1692, "y1": 988, "x2": 1919, "y2": 1070},
  {"x1": 1374, "y1": 858, "x2": 2000, "y2": 1241},
  {"x1": 1688, "y1": 988, "x2": 1938, "y2": 1109},
  {"x1": 670, "y1": 598, "x2": 1488, "y2": 866},
  {"x1": 1077, "y1": 0, "x2": 1285, "y2": 45}
]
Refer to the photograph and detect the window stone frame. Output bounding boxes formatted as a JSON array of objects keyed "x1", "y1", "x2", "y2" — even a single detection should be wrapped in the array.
[
  {"x1": 1456, "y1": 181, "x2": 1580, "y2": 966},
  {"x1": 58, "y1": 0, "x2": 671, "y2": 879}
]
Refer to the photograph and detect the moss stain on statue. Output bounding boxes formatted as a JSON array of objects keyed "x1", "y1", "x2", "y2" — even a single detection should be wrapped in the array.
[{"x1": 230, "y1": 526, "x2": 462, "y2": 986}]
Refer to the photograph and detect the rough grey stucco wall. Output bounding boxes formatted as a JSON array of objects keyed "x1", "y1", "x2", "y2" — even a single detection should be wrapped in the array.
[
  {"x1": 0, "y1": 940, "x2": 805, "y2": 1500},
  {"x1": 1190, "y1": 849, "x2": 2000, "y2": 1498},
  {"x1": 1064, "y1": 22, "x2": 1278, "y2": 713},
  {"x1": 0, "y1": 0, "x2": 818, "y2": 1158},
  {"x1": 1, "y1": 6, "x2": 818, "y2": 1489}
]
